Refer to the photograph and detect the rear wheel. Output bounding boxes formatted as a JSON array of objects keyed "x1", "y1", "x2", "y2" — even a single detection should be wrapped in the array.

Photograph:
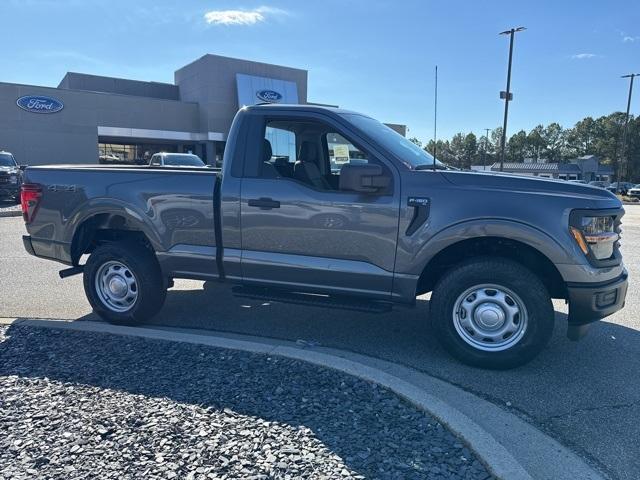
[
  {"x1": 430, "y1": 257, "x2": 554, "y2": 369},
  {"x1": 83, "y1": 241, "x2": 166, "y2": 325}
]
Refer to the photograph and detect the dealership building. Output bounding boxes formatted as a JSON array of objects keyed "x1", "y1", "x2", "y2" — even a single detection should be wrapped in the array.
[{"x1": 0, "y1": 54, "x2": 321, "y2": 166}]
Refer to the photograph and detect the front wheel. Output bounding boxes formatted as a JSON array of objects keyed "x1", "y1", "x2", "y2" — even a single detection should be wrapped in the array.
[
  {"x1": 430, "y1": 257, "x2": 554, "y2": 369},
  {"x1": 83, "y1": 241, "x2": 166, "y2": 325}
]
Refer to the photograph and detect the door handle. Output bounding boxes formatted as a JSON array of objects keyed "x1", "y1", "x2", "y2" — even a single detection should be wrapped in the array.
[{"x1": 247, "y1": 198, "x2": 281, "y2": 209}]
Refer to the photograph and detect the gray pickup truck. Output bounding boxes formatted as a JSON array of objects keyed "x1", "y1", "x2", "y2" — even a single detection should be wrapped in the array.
[{"x1": 20, "y1": 104, "x2": 628, "y2": 368}]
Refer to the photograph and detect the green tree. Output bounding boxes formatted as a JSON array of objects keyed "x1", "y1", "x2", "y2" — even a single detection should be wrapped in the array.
[
  {"x1": 462, "y1": 133, "x2": 478, "y2": 168},
  {"x1": 507, "y1": 130, "x2": 528, "y2": 162},
  {"x1": 425, "y1": 139, "x2": 455, "y2": 165},
  {"x1": 409, "y1": 137, "x2": 422, "y2": 147},
  {"x1": 542, "y1": 123, "x2": 567, "y2": 161},
  {"x1": 449, "y1": 133, "x2": 466, "y2": 168},
  {"x1": 525, "y1": 125, "x2": 546, "y2": 160},
  {"x1": 566, "y1": 116, "x2": 599, "y2": 157},
  {"x1": 593, "y1": 113, "x2": 626, "y2": 176}
]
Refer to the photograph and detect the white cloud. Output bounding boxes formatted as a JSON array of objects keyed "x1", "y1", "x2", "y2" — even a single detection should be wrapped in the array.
[
  {"x1": 623, "y1": 35, "x2": 640, "y2": 43},
  {"x1": 571, "y1": 53, "x2": 599, "y2": 60},
  {"x1": 204, "y1": 6, "x2": 288, "y2": 26}
]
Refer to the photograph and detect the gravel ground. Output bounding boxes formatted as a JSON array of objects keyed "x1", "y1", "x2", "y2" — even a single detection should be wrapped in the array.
[{"x1": 0, "y1": 325, "x2": 492, "y2": 480}]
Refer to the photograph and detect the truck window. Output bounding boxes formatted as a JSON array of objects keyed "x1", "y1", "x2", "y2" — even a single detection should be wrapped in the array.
[
  {"x1": 325, "y1": 132, "x2": 369, "y2": 173},
  {"x1": 264, "y1": 125, "x2": 297, "y2": 179},
  {"x1": 259, "y1": 119, "x2": 382, "y2": 193}
]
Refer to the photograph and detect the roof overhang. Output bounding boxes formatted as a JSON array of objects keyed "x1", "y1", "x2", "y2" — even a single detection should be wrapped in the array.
[{"x1": 97, "y1": 126, "x2": 225, "y2": 142}]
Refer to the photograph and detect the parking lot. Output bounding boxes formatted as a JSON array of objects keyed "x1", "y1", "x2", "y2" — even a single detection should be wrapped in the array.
[{"x1": 1, "y1": 205, "x2": 639, "y2": 480}]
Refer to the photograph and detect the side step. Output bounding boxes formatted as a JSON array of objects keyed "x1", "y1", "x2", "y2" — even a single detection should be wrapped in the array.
[{"x1": 232, "y1": 286, "x2": 392, "y2": 313}]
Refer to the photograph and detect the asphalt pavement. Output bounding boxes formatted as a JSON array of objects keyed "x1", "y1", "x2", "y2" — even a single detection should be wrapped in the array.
[{"x1": 1, "y1": 205, "x2": 639, "y2": 480}]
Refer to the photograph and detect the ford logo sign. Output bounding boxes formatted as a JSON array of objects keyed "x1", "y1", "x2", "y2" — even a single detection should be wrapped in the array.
[
  {"x1": 16, "y1": 95, "x2": 64, "y2": 114},
  {"x1": 256, "y1": 89, "x2": 283, "y2": 103}
]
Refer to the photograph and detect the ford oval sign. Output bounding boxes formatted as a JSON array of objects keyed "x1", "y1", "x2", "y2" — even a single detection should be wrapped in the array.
[
  {"x1": 16, "y1": 95, "x2": 64, "y2": 114},
  {"x1": 256, "y1": 89, "x2": 283, "y2": 103}
]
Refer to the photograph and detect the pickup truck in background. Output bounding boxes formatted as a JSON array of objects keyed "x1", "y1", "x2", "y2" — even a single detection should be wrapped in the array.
[
  {"x1": 0, "y1": 150, "x2": 23, "y2": 203},
  {"x1": 20, "y1": 104, "x2": 628, "y2": 369}
]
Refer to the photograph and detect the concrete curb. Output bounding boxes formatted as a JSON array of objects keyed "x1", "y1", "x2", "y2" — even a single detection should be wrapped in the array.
[
  {"x1": 0, "y1": 210, "x2": 21, "y2": 218},
  {"x1": 0, "y1": 317, "x2": 604, "y2": 480}
]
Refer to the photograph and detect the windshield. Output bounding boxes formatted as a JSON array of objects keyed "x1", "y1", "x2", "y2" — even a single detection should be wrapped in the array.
[
  {"x1": 341, "y1": 113, "x2": 446, "y2": 169},
  {"x1": 0, "y1": 153, "x2": 16, "y2": 167},
  {"x1": 163, "y1": 154, "x2": 205, "y2": 167}
]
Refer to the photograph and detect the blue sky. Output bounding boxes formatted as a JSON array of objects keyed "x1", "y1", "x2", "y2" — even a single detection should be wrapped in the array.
[{"x1": 1, "y1": 0, "x2": 638, "y2": 141}]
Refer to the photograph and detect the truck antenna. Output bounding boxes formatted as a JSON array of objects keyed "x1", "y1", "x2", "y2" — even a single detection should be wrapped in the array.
[{"x1": 433, "y1": 65, "x2": 438, "y2": 171}]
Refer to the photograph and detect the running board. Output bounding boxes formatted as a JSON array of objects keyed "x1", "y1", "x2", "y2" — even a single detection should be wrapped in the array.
[{"x1": 232, "y1": 286, "x2": 392, "y2": 313}]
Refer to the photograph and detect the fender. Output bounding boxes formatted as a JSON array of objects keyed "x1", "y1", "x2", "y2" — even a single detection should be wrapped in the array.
[
  {"x1": 413, "y1": 218, "x2": 575, "y2": 275},
  {"x1": 392, "y1": 218, "x2": 577, "y2": 302},
  {"x1": 65, "y1": 197, "x2": 165, "y2": 263}
]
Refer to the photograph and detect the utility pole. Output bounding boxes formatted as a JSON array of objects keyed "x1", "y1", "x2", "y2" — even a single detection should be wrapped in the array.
[
  {"x1": 618, "y1": 73, "x2": 638, "y2": 193},
  {"x1": 498, "y1": 27, "x2": 526, "y2": 171},
  {"x1": 483, "y1": 128, "x2": 491, "y2": 170}
]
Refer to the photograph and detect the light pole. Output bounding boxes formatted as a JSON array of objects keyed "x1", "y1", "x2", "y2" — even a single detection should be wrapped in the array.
[
  {"x1": 618, "y1": 73, "x2": 638, "y2": 193},
  {"x1": 483, "y1": 128, "x2": 491, "y2": 170},
  {"x1": 498, "y1": 26, "x2": 526, "y2": 171}
]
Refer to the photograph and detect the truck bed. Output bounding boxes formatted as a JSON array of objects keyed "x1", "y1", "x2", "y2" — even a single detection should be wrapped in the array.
[{"x1": 22, "y1": 165, "x2": 219, "y2": 271}]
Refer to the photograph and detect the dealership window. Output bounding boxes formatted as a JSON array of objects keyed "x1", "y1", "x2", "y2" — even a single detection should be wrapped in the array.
[{"x1": 98, "y1": 142, "x2": 179, "y2": 165}]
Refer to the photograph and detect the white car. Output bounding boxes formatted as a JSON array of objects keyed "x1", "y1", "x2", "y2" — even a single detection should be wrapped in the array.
[
  {"x1": 627, "y1": 184, "x2": 640, "y2": 199},
  {"x1": 149, "y1": 153, "x2": 207, "y2": 168}
]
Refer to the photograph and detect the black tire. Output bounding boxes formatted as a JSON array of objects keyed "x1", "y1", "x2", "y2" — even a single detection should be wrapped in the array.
[
  {"x1": 83, "y1": 241, "x2": 166, "y2": 325},
  {"x1": 430, "y1": 257, "x2": 554, "y2": 369}
]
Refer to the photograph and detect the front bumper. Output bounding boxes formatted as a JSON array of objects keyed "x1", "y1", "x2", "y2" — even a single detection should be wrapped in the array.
[{"x1": 567, "y1": 271, "x2": 628, "y2": 326}]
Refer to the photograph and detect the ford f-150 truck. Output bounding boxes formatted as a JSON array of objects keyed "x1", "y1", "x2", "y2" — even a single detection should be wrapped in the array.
[{"x1": 20, "y1": 104, "x2": 628, "y2": 368}]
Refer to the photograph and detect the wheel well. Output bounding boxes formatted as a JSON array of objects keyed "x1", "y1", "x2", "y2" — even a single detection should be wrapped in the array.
[
  {"x1": 71, "y1": 214, "x2": 154, "y2": 265},
  {"x1": 417, "y1": 237, "x2": 567, "y2": 299}
]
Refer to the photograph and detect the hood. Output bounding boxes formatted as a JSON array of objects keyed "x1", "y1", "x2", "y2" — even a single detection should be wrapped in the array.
[{"x1": 441, "y1": 170, "x2": 620, "y2": 203}]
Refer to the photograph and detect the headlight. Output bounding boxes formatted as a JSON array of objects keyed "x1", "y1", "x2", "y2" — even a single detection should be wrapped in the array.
[{"x1": 570, "y1": 216, "x2": 618, "y2": 260}]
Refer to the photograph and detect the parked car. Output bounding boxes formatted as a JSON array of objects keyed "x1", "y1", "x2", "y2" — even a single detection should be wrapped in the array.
[
  {"x1": 627, "y1": 184, "x2": 640, "y2": 199},
  {"x1": 606, "y1": 182, "x2": 636, "y2": 195},
  {"x1": 149, "y1": 153, "x2": 207, "y2": 168},
  {"x1": 19, "y1": 104, "x2": 628, "y2": 369},
  {"x1": 0, "y1": 150, "x2": 23, "y2": 203},
  {"x1": 588, "y1": 181, "x2": 608, "y2": 188},
  {"x1": 568, "y1": 179, "x2": 587, "y2": 184}
]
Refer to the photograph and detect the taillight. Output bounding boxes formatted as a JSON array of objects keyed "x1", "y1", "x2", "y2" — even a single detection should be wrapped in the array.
[{"x1": 20, "y1": 183, "x2": 42, "y2": 224}]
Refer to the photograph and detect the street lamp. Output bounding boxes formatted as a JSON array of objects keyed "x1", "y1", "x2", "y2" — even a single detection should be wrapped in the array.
[
  {"x1": 498, "y1": 26, "x2": 526, "y2": 171},
  {"x1": 617, "y1": 73, "x2": 639, "y2": 193}
]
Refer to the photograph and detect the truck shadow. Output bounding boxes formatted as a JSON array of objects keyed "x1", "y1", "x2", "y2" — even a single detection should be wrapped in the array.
[{"x1": 0, "y1": 322, "x2": 481, "y2": 479}]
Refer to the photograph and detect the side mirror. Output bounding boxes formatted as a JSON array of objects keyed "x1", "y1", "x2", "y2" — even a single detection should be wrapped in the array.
[
  {"x1": 18, "y1": 165, "x2": 28, "y2": 171},
  {"x1": 339, "y1": 163, "x2": 390, "y2": 193}
]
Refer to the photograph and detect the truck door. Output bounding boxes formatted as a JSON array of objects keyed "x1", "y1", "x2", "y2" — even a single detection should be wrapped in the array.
[{"x1": 239, "y1": 111, "x2": 401, "y2": 300}]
